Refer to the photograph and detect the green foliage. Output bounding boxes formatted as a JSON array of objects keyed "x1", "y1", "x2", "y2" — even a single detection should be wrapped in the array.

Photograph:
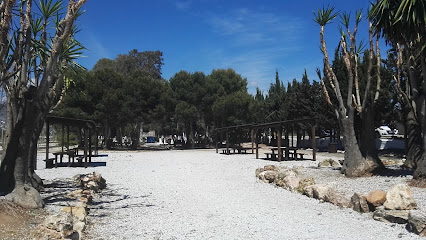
[{"x1": 314, "y1": 5, "x2": 339, "y2": 27}]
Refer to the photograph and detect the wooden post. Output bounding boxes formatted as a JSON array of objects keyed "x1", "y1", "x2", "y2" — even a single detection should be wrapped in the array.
[
  {"x1": 95, "y1": 128, "x2": 99, "y2": 156},
  {"x1": 61, "y1": 124, "x2": 64, "y2": 163},
  {"x1": 89, "y1": 128, "x2": 92, "y2": 163},
  {"x1": 284, "y1": 124, "x2": 289, "y2": 160},
  {"x1": 84, "y1": 127, "x2": 88, "y2": 167},
  {"x1": 46, "y1": 120, "x2": 50, "y2": 164},
  {"x1": 277, "y1": 124, "x2": 282, "y2": 162},
  {"x1": 312, "y1": 125, "x2": 316, "y2": 161},
  {"x1": 66, "y1": 125, "x2": 70, "y2": 151},
  {"x1": 251, "y1": 128, "x2": 254, "y2": 154},
  {"x1": 226, "y1": 131, "x2": 230, "y2": 155},
  {"x1": 215, "y1": 132, "x2": 218, "y2": 153},
  {"x1": 256, "y1": 129, "x2": 259, "y2": 159}
]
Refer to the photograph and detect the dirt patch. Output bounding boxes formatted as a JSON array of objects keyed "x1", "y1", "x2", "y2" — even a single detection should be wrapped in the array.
[{"x1": 0, "y1": 199, "x2": 47, "y2": 240}]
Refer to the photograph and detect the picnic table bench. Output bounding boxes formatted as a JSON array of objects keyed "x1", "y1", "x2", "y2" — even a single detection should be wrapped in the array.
[
  {"x1": 265, "y1": 147, "x2": 305, "y2": 161},
  {"x1": 221, "y1": 146, "x2": 251, "y2": 154},
  {"x1": 45, "y1": 149, "x2": 85, "y2": 168}
]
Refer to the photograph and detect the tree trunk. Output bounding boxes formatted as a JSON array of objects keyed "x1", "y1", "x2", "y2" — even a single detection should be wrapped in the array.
[
  {"x1": 131, "y1": 122, "x2": 141, "y2": 150},
  {"x1": 0, "y1": 98, "x2": 45, "y2": 208},
  {"x1": 190, "y1": 122, "x2": 195, "y2": 149},
  {"x1": 403, "y1": 106, "x2": 423, "y2": 169},
  {"x1": 341, "y1": 109, "x2": 383, "y2": 177}
]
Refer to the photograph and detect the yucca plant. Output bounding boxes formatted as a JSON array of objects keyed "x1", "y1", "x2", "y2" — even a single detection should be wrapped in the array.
[{"x1": 0, "y1": 0, "x2": 88, "y2": 208}]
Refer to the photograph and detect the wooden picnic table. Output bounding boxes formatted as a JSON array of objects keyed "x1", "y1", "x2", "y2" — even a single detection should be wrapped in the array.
[
  {"x1": 221, "y1": 146, "x2": 251, "y2": 154},
  {"x1": 266, "y1": 147, "x2": 305, "y2": 161},
  {"x1": 51, "y1": 150, "x2": 77, "y2": 167}
]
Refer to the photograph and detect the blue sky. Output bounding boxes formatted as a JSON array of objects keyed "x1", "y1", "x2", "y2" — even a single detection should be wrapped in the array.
[{"x1": 76, "y1": 0, "x2": 379, "y2": 94}]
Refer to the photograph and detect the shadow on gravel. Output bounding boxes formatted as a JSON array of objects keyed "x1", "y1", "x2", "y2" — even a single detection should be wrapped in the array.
[
  {"x1": 373, "y1": 167, "x2": 414, "y2": 177},
  {"x1": 90, "y1": 188, "x2": 153, "y2": 210},
  {"x1": 42, "y1": 179, "x2": 77, "y2": 206}
]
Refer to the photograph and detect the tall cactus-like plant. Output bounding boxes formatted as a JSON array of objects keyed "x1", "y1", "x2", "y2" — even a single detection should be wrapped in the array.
[
  {"x1": 0, "y1": 0, "x2": 87, "y2": 208},
  {"x1": 315, "y1": 6, "x2": 384, "y2": 177}
]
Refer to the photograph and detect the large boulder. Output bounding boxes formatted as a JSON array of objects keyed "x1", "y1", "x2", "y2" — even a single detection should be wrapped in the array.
[
  {"x1": 373, "y1": 207, "x2": 409, "y2": 224},
  {"x1": 407, "y1": 211, "x2": 426, "y2": 236},
  {"x1": 351, "y1": 193, "x2": 370, "y2": 213},
  {"x1": 366, "y1": 190, "x2": 387, "y2": 207},
  {"x1": 5, "y1": 185, "x2": 44, "y2": 209},
  {"x1": 384, "y1": 184, "x2": 417, "y2": 210}
]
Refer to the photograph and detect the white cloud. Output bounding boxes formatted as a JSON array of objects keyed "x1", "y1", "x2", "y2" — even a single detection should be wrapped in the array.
[{"x1": 207, "y1": 8, "x2": 304, "y2": 46}]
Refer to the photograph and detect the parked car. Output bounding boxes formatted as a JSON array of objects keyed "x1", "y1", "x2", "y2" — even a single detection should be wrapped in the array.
[{"x1": 375, "y1": 125, "x2": 397, "y2": 138}]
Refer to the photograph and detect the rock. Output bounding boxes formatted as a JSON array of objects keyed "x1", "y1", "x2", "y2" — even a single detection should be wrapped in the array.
[
  {"x1": 264, "y1": 165, "x2": 277, "y2": 171},
  {"x1": 407, "y1": 210, "x2": 426, "y2": 236},
  {"x1": 295, "y1": 177, "x2": 315, "y2": 194},
  {"x1": 384, "y1": 184, "x2": 417, "y2": 210},
  {"x1": 5, "y1": 185, "x2": 44, "y2": 209},
  {"x1": 44, "y1": 213, "x2": 75, "y2": 238},
  {"x1": 86, "y1": 181, "x2": 100, "y2": 192},
  {"x1": 92, "y1": 172, "x2": 107, "y2": 189},
  {"x1": 67, "y1": 189, "x2": 83, "y2": 199},
  {"x1": 255, "y1": 168, "x2": 264, "y2": 178},
  {"x1": 61, "y1": 206, "x2": 87, "y2": 222},
  {"x1": 304, "y1": 184, "x2": 350, "y2": 207},
  {"x1": 305, "y1": 184, "x2": 331, "y2": 201},
  {"x1": 318, "y1": 159, "x2": 341, "y2": 168},
  {"x1": 259, "y1": 171, "x2": 277, "y2": 183},
  {"x1": 351, "y1": 193, "x2": 370, "y2": 213},
  {"x1": 367, "y1": 190, "x2": 387, "y2": 207},
  {"x1": 275, "y1": 179, "x2": 285, "y2": 188},
  {"x1": 276, "y1": 169, "x2": 298, "y2": 181},
  {"x1": 373, "y1": 208, "x2": 409, "y2": 224},
  {"x1": 282, "y1": 175, "x2": 301, "y2": 191},
  {"x1": 325, "y1": 189, "x2": 351, "y2": 208},
  {"x1": 73, "y1": 221, "x2": 86, "y2": 232}
]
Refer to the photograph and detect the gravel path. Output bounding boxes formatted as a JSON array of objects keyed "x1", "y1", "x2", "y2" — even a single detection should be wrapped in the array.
[{"x1": 36, "y1": 149, "x2": 424, "y2": 239}]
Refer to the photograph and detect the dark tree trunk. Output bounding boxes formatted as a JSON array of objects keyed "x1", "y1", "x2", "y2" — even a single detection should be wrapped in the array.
[
  {"x1": 0, "y1": 98, "x2": 45, "y2": 208},
  {"x1": 403, "y1": 107, "x2": 423, "y2": 169}
]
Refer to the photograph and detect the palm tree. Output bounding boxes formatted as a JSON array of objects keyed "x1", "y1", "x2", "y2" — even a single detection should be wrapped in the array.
[{"x1": 369, "y1": 0, "x2": 426, "y2": 175}]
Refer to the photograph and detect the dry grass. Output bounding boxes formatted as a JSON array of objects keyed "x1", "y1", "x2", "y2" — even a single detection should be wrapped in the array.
[{"x1": 0, "y1": 199, "x2": 47, "y2": 240}]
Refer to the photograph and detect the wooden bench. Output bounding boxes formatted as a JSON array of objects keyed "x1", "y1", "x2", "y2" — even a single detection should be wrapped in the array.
[
  {"x1": 52, "y1": 150, "x2": 76, "y2": 167},
  {"x1": 44, "y1": 158, "x2": 55, "y2": 168}
]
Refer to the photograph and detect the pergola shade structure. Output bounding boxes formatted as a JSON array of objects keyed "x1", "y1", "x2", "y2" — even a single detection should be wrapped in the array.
[
  {"x1": 44, "y1": 116, "x2": 99, "y2": 168},
  {"x1": 214, "y1": 118, "x2": 317, "y2": 162}
]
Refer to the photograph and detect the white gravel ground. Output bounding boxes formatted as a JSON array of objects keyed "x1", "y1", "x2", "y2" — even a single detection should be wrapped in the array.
[{"x1": 36, "y1": 149, "x2": 425, "y2": 239}]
